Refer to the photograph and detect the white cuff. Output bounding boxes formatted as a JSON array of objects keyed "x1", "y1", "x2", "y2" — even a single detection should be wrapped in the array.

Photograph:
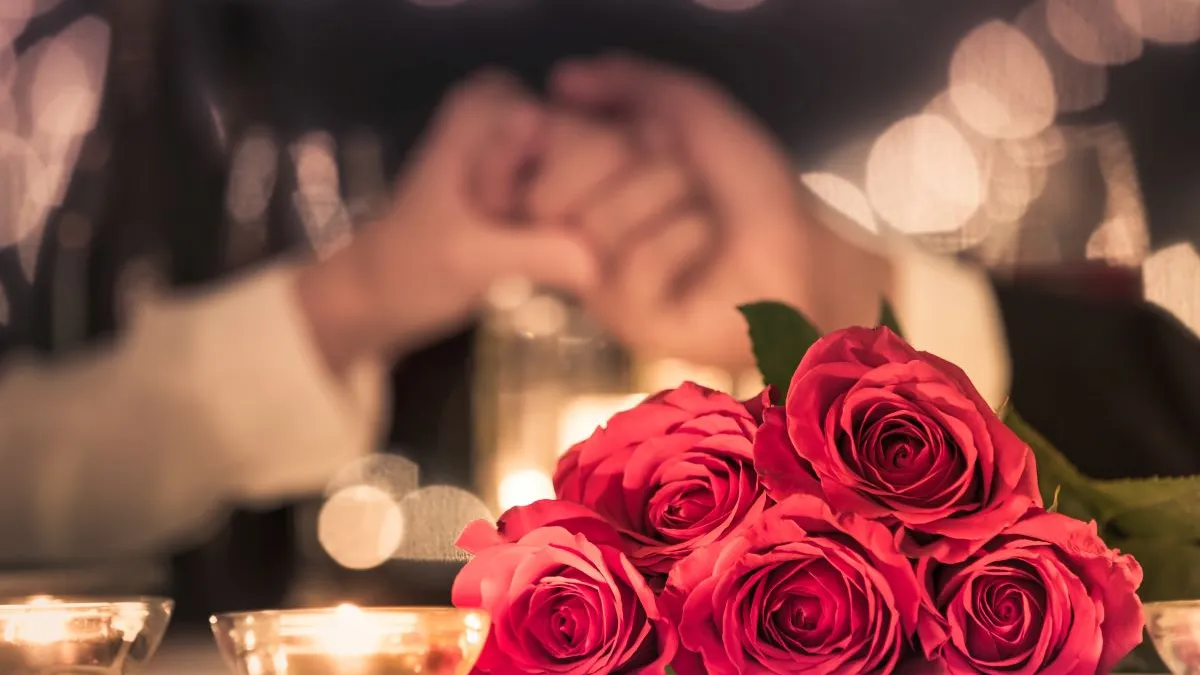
[{"x1": 889, "y1": 240, "x2": 1011, "y2": 410}]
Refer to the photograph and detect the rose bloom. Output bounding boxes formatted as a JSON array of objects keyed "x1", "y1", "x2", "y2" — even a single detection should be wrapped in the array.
[
  {"x1": 453, "y1": 502, "x2": 677, "y2": 674},
  {"x1": 917, "y1": 510, "x2": 1144, "y2": 674},
  {"x1": 662, "y1": 494, "x2": 922, "y2": 674},
  {"x1": 555, "y1": 382, "x2": 770, "y2": 577},
  {"x1": 756, "y1": 326, "x2": 1041, "y2": 562}
]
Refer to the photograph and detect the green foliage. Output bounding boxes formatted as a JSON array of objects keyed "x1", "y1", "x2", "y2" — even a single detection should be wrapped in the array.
[
  {"x1": 1006, "y1": 407, "x2": 1200, "y2": 542},
  {"x1": 1006, "y1": 406, "x2": 1200, "y2": 672},
  {"x1": 733, "y1": 306, "x2": 1185, "y2": 672},
  {"x1": 738, "y1": 302, "x2": 821, "y2": 402},
  {"x1": 739, "y1": 299, "x2": 904, "y2": 403},
  {"x1": 879, "y1": 299, "x2": 904, "y2": 338}
]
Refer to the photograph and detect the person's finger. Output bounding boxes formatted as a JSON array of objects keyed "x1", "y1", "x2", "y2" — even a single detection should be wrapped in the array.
[
  {"x1": 417, "y1": 69, "x2": 536, "y2": 183},
  {"x1": 577, "y1": 160, "x2": 692, "y2": 258},
  {"x1": 524, "y1": 110, "x2": 634, "y2": 221},
  {"x1": 550, "y1": 54, "x2": 799, "y2": 225},
  {"x1": 472, "y1": 99, "x2": 545, "y2": 218},
  {"x1": 474, "y1": 227, "x2": 600, "y2": 297},
  {"x1": 614, "y1": 209, "x2": 714, "y2": 303}
]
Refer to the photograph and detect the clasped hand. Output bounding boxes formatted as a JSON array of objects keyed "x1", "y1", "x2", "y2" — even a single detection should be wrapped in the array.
[{"x1": 299, "y1": 55, "x2": 890, "y2": 373}]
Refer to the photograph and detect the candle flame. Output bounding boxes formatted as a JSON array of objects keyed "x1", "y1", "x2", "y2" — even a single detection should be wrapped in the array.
[{"x1": 315, "y1": 604, "x2": 382, "y2": 656}]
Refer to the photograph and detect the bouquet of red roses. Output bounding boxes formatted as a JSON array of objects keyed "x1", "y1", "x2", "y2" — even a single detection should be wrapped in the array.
[{"x1": 452, "y1": 302, "x2": 1146, "y2": 674}]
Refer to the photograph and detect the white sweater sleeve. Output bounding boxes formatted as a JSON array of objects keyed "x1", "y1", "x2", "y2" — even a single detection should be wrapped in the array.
[{"x1": 0, "y1": 264, "x2": 386, "y2": 564}]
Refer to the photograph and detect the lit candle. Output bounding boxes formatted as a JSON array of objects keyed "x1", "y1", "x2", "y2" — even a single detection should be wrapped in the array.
[
  {"x1": 229, "y1": 606, "x2": 487, "y2": 675},
  {"x1": 557, "y1": 393, "x2": 649, "y2": 453},
  {"x1": 0, "y1": 596, "x2": 165, "y2": 673}
]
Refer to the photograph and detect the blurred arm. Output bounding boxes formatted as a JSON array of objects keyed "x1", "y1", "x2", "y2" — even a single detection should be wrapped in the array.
[{"x1": 0, "y1": 264, "x2": 386, "y2": 564}]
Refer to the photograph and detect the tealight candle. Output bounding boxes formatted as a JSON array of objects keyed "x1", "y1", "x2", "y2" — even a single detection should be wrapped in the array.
[
  {"x1": 0, "y1": 596, "x2": 173, "y2": 674},
  {"x1": 211, "y1": 605, "x2": 489, "y2": 675}
]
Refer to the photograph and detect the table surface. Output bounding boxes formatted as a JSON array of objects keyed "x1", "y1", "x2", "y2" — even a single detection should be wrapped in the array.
[{"x1": 148, "y1": 635, "x2": 226, "y2": 675}]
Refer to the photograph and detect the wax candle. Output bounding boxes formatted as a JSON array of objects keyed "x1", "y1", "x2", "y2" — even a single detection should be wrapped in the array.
[{"x1": 212, "y1": 605, "x2": 488, "y2": 675}]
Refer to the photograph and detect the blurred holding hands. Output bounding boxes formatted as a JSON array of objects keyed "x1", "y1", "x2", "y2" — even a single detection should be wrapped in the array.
[{"x1": 298, "y1": 54, "x2": 894, "y2": 375}]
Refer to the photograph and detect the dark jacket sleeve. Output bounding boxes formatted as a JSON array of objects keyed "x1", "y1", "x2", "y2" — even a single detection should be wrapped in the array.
[{"x1": 995, "y1": 281, "x2": 1200, "y2": 480}]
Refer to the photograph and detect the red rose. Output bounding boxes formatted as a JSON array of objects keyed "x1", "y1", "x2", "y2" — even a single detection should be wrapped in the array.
[
  {"x1": 754, "y1": 403, "x2": 823, "y2": 497},
  {"x1": 555, "y1": 382, "x2": 770, "y2": 577},
  {"x1": 917, "y1": 510, "x2": 1144, "y2": 674},
  {"x1": 453, "y1": 508, "x2": 677, "y2": 674},
  {"x1": 661, "y1": 494, "x2": 922, "y2": 675},
  {"x1": 757, "y1": 326, "x2": 1040, "y2": 562}
]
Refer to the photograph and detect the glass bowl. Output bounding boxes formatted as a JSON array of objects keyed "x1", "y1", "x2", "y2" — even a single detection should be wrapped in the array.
[
  {"x1": 0, "y1": 595, "x2": 173, "y2": 673},
  {"x1": 210, "y1": 604, "x2": 490, "y2": 675},
  {"x1": 1145, "y1": 600, "x2": 1200, "y2": 674}
]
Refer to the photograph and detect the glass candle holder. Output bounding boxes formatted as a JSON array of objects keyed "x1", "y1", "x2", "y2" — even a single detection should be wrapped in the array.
[
  {"x1": 474, "y1": 282, "x2": 766, "y2": 514},
  {"x1": 0, "y1": 595, "x2": 173, "y2": 673},
  {"x1": 210, "y1": 604, "x2": 489, "y2": 675},
  {"x1": 474, "y1": 283, "x2": 634, "y2": 514}
]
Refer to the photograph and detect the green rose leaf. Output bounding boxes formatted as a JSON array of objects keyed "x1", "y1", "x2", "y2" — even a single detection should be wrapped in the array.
[
  {"x1": 738, "y1": 301, "x2": 822, "y2": 402},
  {"x1": 879, "y1": 299, "x2": 904, "y2": 337},
  {"x1": 1003, "y1": 406, "x2": 1102, "y2": 524},
  {"x1": 1005, "y1": 406, "x2": 1200, "y2": 536}
]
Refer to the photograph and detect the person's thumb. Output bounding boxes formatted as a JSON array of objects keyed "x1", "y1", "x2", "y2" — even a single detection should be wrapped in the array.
[{"x1": 479, "y1": 228, "x2": 600, "y2": 298}]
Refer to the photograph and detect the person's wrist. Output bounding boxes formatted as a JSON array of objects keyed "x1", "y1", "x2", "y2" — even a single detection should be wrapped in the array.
[
  {"x1": 295, "y1": 243, "x2": 392, "y2": 376},
  {"x1": 794, "y1": 192, "x2": 894, "y2": 333}
]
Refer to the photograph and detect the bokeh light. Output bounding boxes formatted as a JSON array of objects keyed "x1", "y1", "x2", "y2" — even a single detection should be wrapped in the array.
[
  {"x1": 291, "y1": 131, "x2": 353, "y2": 258},
  {"x1": 800, "y1": 172, "x2": 879, "y2": 234},
  {"x1": 949, "y1": 21, "x2": 1057, "y2": 141},
  {"x1": 325, "y1": 454, "x2": 421, "y2": 502},
  {"x1": 509, "y1": 293, "x2": 569, "y2": 338},
  {"x1": 392, "y1": 485, "x2": 494, "y2": 562},
  {"x1": 934, "y1": 94, "x2": 1049, "y2": 229},
  {"x1": 226, "y1": 129, "x2": 278, "y2": 225},
  {"x1": 1002, "y1": 124, "x2": 1069, "y2": 170},
  {"x1": 317, "y1": 485, "x2": 404, "y2": 570},
  {"x1": 557, "y1": 392, "x2": 647, "y2": 454},
  {"x1": 1114, "y1": 0, "x2": 1200, "y2": 44},
  {"x1": 1143, "y1": 242, "x2": 1200, "y2": 337},
  {"x1": 866, "y1": 114, "x2": 982, "y2": 235},
  {"x1": 498, "y1": 469, "x2": 555, "y2": 511},
  {"x1": 1084, "y1": 124, "x2": 1150, "y2": 266},
  {"x1": 485, "y1": 276, "x2": 536, "y2": 313},
  {"x1": 1046, "y1": 0, "x2": 1143, "y2": 65},
  {"x1": 1014, "y1": 0, "x2": 1108, "y2": 114}
]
